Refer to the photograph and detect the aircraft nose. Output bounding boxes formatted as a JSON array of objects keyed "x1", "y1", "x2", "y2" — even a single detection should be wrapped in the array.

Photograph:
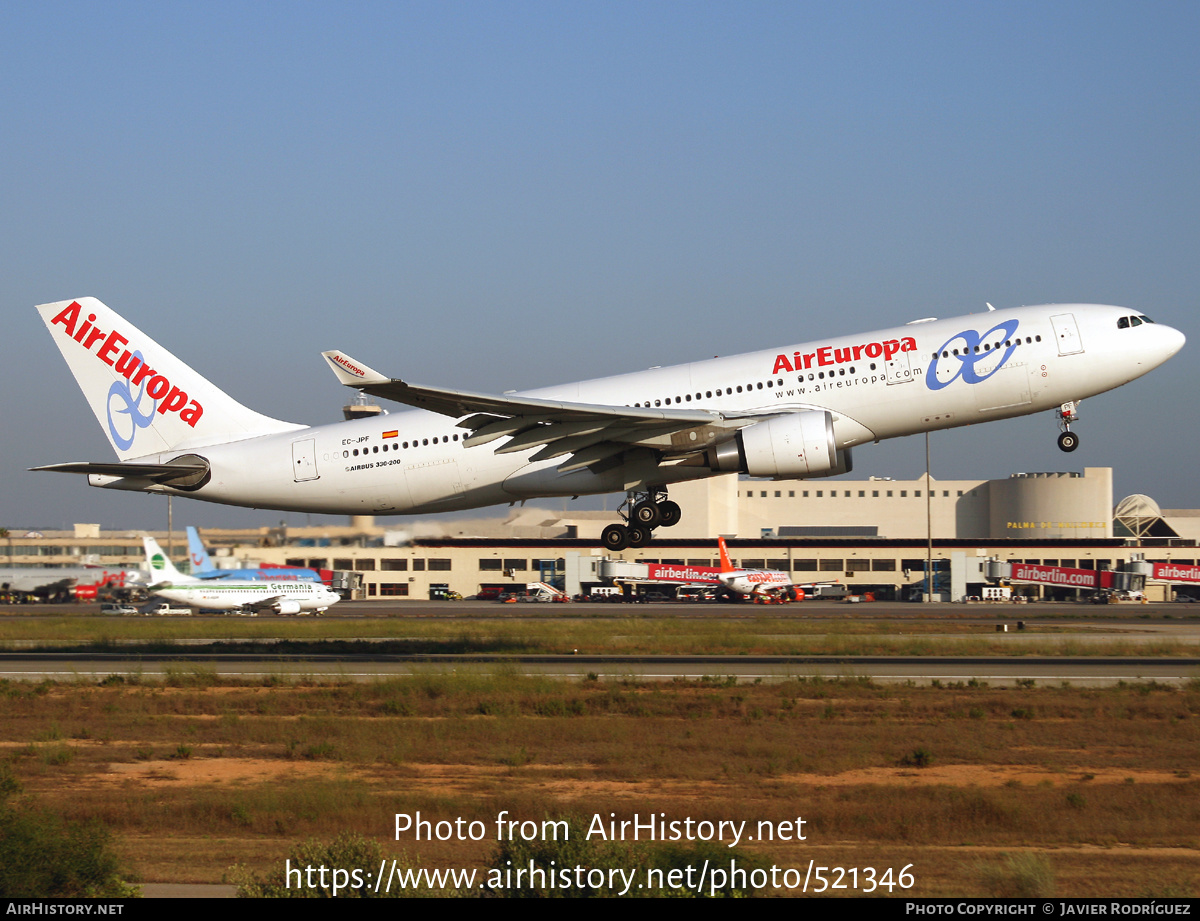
[{"x1": 1160, "y1": 323, "x2": 1186, "y2": 359}]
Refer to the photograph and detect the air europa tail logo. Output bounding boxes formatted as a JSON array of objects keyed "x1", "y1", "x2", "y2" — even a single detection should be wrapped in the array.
[
  {"x1": 330, "y1": 353, "x2": 366, "y2": 377},
  {"x1": 772, "y1": 336, "x2": 918, "y2": 374},
  {"x1": 51, "y1": 302, "x2": 204, "y2": 447}
]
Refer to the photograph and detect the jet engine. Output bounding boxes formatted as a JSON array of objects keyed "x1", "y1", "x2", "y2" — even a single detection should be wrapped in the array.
[
  {"x1": 274, "y1": 600, "x2": 302, "y2": 615},
  {"x1": 707, "y1": 411, "x2": 852, "y2": 478}
]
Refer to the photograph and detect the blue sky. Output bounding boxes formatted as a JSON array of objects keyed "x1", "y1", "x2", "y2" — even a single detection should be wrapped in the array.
[{"x1": 4, "y1": 1, "x2": 1198, "y2": 530}]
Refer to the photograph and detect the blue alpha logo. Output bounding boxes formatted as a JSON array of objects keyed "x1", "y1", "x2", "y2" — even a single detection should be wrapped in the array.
[
  {"x1": 925, "y1": 320, "x2": 1021, "y2": 391},
  {"x1": 106, "y1": 350, "x2": 158, "y2": 451}
]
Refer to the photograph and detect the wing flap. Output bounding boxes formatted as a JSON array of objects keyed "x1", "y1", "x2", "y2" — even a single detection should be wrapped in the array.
[
  {"x1": 493, "y1": 420, "x2": 615, "y2": 455},
  {"x1": 555, "y1": 442, "x2": 631, "y2": 473}
]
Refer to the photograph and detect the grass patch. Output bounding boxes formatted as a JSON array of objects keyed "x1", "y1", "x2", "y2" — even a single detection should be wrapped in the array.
[
  {"x1": 975, "y1": 852, "x2": 1055, "y2": 897},
  {"x1": 1, "y1": 613, "x2": 1198, "y2": 658},
  {"x1": 0, "y1": 674, "x2": 1196, "y2": 894}
]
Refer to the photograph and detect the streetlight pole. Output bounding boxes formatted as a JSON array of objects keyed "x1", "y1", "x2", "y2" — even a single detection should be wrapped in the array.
[{"x1": 926, "y1": 432, "x2": 933, "y2": 603}]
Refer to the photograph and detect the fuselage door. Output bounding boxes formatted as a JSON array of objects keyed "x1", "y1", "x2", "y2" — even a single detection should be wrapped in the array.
[
  {"x1": 1050, "y1": 314, "x2": 1085, "y2": 356},
  {"x1": 292, "y1": 439, "x2": 319, "y2": 482}
]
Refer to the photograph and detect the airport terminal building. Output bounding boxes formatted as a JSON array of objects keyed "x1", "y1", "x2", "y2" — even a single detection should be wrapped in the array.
[{"x1": 5, "y1": 466, "x2": 1200, "y2": 603}]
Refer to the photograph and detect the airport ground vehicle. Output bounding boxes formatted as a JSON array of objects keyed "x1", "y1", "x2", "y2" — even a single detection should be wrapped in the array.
[
  {"x1": 100, "y1": 603, "x2": 139, "y2": 615},
  {"x1": 141, "y1": 602, "x2": 192, "y2": 616}
]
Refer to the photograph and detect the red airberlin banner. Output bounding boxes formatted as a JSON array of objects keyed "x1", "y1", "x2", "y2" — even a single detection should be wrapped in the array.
[
  {"x1": 644, "y1": 564, "x2": 722, "y2": 585},
  {"x1": 1008, "y1": 564, "x2": 1113, "y2": 589},
  {"x1": 1152, "y1": 563, "x2": 1200, "y2": 583}
]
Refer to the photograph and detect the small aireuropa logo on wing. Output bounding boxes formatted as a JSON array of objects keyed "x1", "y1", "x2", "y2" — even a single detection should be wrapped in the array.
[
  {"x1": 50, "y1": 302, "x2": 205, "y2": 450},
  {"x1": 331, "y1": 353, "x2": 366, "y2": 377}
]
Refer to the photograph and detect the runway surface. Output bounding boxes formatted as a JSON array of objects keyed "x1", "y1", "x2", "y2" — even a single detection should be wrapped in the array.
[
  {"x1": 0, "y1": 655, "x2": 1195, "y2": 685},
  {"x1": 3, "y1": 599, "x2": 1198, "y2": 685}
]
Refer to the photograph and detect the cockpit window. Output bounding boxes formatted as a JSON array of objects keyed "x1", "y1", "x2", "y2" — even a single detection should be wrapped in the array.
[
  {"x1": 1130, "y1": 316, "x2": 1143, "y2": 327},
  {"x1": 1140, "y1": 315, "x2": 1155, "y2": 323},
  {"x1": 1117, "y1": 317, "x2": 1129, "y2": 329}
]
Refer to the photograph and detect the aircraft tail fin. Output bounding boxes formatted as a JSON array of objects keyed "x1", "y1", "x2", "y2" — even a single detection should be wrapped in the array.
[
  {"x1": 143, "y1": 537, "x2": 200, "y2": 584},
  {"x1": 38, "y1": 298, "x2": 305, "y2": 461},
  {"x1": 718, "y1": 537, "x2": 734, "y2": 573},
  {"x1": 186, "y1": 527, "x2": 214, "y2": 574}
]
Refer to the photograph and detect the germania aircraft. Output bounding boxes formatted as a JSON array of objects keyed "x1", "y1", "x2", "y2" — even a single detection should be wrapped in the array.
[
  {"x1": 35, "y1": 298, "x2": 1183, "y2": 550},
  {"x1": 142, "y1": 537, "x2": 340, "y2": 614},
  {"x1": 185, "y1": 526, "x2": 323, "y2": 582}
]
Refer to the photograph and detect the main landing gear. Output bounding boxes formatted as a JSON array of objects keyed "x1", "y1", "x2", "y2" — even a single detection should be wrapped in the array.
[
  {"x1": 1056, "y1": 401, "x2": 1081, "y2": 453},
  {"x1": 601, "y1": 489, "x2": 681, "y2": 551}
]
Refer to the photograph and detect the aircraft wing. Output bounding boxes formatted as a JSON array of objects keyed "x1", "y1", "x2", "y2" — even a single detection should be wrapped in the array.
[
  {"x1": 322, "y1": 350, "x2": 751, "y2": 472},
  {"x1": 0, "y1": 573, "x2": 76, "y2": 594},
  {"x1": 245, "y1": 595, "x2": 284, "y2": 612}
]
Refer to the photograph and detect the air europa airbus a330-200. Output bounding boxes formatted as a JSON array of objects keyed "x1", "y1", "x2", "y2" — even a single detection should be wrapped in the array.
[{"x1": 34, "y1": 297, "x2": 1183, "y2": 550}]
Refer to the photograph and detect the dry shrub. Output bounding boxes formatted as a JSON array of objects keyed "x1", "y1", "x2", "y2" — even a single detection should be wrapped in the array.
[{"x1": 975, "y1": 852, "x2": 1054, "y2": 897}]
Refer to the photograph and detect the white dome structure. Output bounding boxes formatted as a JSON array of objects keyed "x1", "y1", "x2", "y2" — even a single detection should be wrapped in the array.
[{"x1": 1114, "y1": 494, "x2": 1176, "y2": 539}]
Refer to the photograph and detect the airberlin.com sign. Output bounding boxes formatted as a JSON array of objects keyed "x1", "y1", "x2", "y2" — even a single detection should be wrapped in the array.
[
  {"x1": 644, "y1": 564, "x2": 722, "y2": 585},
  {"x1": 1152, "y1": 563, "x2": 1200, "y2": 583},
  {"x1": 1009, "y1": 564, "x2": 1100, "y2": 588}
]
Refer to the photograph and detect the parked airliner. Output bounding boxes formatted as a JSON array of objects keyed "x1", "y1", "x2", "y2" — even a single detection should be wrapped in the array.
[
  {"x1": 716, "y1": 537, "x2": 795, "y2": 600},
  {"x1": 35, "y1": 298, "x2": 1183, "y2": 549},
  {"x1": 0, "y1": 565, "x2": 145, "y2": 602},
  {"x1": 142, "y1": 537, "x2": 340, "y2": 614},
  {"x1": 186, "y1": 526, "x2": 323, "y2": 582}
]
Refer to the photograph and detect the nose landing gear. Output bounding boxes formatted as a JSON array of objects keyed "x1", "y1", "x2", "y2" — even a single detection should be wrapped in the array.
[
  {"x1": 600, "y1": 490, "x2": 682, "y2": 551},
  {"x1": 1056, "y1": 401, "x2": 1081, "y2": 452}
]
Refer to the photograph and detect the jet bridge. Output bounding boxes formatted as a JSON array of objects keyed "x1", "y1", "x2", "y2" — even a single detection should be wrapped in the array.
[
  {"x1": 599, "y1": 559, "x2": 722, "y2": 587},
  {"x1": 984, "y1": 560, "x2": 1143, "y2": 595}
]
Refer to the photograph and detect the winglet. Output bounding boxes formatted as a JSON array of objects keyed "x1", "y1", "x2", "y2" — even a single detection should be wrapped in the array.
[
  {"x1": 321, "y1": 350, "x2": 391, "y2": 387},
  {"x1": 717, "y1": 537, "x2": 734, "y2": 573}
]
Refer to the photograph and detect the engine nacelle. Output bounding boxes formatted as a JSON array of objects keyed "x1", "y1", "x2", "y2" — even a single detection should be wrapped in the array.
[
  {"x1": 708, "y1": 411, "x2": 852, "y2": 478},
  {"x1": 274, "y1": 600, "x2": 302, "y2": 615}
]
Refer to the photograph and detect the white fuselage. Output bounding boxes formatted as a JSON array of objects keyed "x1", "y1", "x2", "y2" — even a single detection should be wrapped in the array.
[
  {"x1": 153, "y1": 579, "x2": 340, "y2": 613},
  {"x1": 720, "y1": 568, "x2": 793, "y2": 595},
  {"x1": 107, "y1": 304, "x2": 1184, "y2": 516},
  {"x1": 0, "y1": 567, "x2": 144, "y2": 594}
]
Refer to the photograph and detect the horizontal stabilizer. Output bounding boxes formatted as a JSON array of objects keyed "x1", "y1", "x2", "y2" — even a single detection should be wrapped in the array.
[{"x1": 31, "y1": 460, "x2": 209, "y2": 483}]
